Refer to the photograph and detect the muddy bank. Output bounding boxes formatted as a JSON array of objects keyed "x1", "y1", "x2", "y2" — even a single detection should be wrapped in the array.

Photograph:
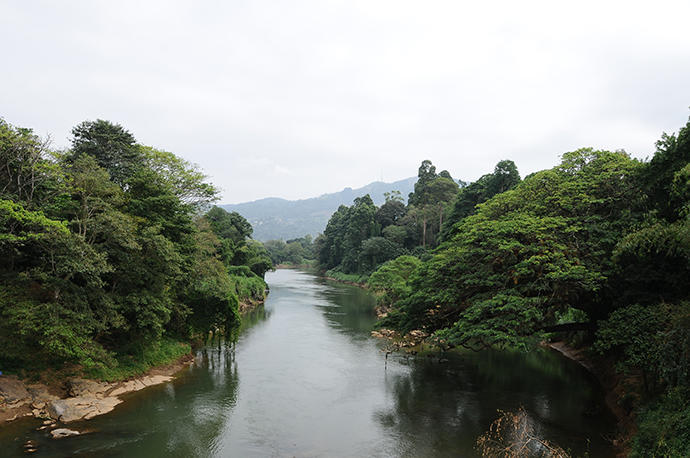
[{"x1": 0, "y1": 353, "x2": 194, "y2": 428}]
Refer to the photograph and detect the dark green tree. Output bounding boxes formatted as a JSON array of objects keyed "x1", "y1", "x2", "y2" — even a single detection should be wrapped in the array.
[{"x1": 71, "y1": 119, "x2": 143, "y2": 186}]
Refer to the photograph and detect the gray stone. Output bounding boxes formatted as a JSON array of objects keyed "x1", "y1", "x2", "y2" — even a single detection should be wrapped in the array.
[
  {"x1": 66, "y1": 378, "x2": 106, "y2": 397},
  {"x1": 47, "y1": 396, "x2": 122, "y2": 422},
  {"x1": 0, "y1": 376, "x2": 30, "y2": 404},
  {"x1": 27, "y1": 385, "x2": 59, "y2": 404},
  {"x1": 50, "y1": 428, "x2": 80, "y2": 439}
]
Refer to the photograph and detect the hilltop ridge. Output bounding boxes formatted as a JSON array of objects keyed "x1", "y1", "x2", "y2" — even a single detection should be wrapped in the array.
[{"x1": 222, "y1": 177, "x2": 417, "y2": 240}]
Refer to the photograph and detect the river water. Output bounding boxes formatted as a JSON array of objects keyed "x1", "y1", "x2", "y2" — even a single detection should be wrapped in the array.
[{"x1": 0, "y1": 269, "x2": 616, "y2": 457}]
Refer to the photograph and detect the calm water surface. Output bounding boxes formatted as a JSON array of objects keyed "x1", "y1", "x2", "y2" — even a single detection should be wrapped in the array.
[{"x1": 0, "y1": 269, "x2": 616, "y2": 457}]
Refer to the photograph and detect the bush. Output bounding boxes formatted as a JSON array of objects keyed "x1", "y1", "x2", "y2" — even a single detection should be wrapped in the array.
[
  {"x1": 632, "y1": 388, "x2": 690, "y2": 457},
  {"x1": 86, "y1": 338, "x2": 191, "y2": 381},
  {"x1": 324, "y1": 269, "x2": 368, "y2": 284}
]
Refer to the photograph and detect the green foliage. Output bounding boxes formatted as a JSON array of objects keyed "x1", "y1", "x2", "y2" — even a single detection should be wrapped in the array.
[
  {"x1": 317, "y1": 160, "x2": 463, "y2": 276},
  {"x1": 441, "y1": 159, "x2": 520, "y2": 241},
  {"x1": 140, "y1": 145, "x2": 218, "y2": 208},
  {"x1": 324, "y1": 269, "x2": 369, "y2": 284},
  {"x1": 613, "y1": 219, "x2": 690, "y2": 305},
  {"x1": 263, "y1": 235, "x2": 315, "y2": 265},
  {"x1": 641, "y1": 117, "x2": 690, "y2": 221},
  {"x1": 375, "y1": 199, "x2": 407, "y2": 228},
  {"x1": 317, "y1": 117, "x2": 690, "y2": 450},
  {"x1": 671, "y1": 163, "x2": 690, "y2": 218},
  {"x1": 318, "y1": 195, "x2": 378, "y2": 273},
  {"x1": 86, "y1": 338, "x2": 191, "y2": 382},
  {"x1": 384, "y1": 148, "x2": 642, "y2": 348},
  {"x1": 0, "y1": 199, "x2": 68, "y2": 246},
  {"x1": 0, "y1": 117, "x2": 264, "y2": 380},
  {"x1": 206, "y1": 205, "x2": 253, "y2": 243},
  {"x1": 367, "y1": 255, "x2": 421, "y2": 307},
  {"x1": 406, "y1": 161, "x2": 460, "y2": 247},
  {"x1": 632, "y1": 388, "x2": 690, "y2": 458},
  {"x1": 70, "y1": 119, "x2": 143, "y2": 186},
  {"x1": 359, "y1": 236, "x2": 403, "y2": 273},
  {"x1": 230, "y1": 273, "x2": 267, "y2": 303},
  {"x1": 0, "y1": 118, "x2": 63, "y2": 207},
  {"x1": 595, "y1": 302, "x2": 689, "y2": 392}
]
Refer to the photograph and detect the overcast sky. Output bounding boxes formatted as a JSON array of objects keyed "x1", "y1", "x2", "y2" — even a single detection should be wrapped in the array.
[{"x1": 2, "y1": 1, "x2": 689, "y2": 203}]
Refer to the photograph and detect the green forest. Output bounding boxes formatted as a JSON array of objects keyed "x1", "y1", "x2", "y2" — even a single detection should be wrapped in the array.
[
  {"x1": 1, "y1": 113, "x2": 689, "y2": 455},
  {"x1": 316, "y1": 118, "x2": 690, "y2": 456},
  {"x1": 0, "y1": 118, "x2": 272, "y2": 380}
]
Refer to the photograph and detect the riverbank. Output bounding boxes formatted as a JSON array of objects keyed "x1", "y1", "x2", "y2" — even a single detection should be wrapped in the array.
[
  {"x1": 273, "y1": 263, "x2": 315, "y2": 270},
  {"x1": 0, "y1": 353, "x2": 194, "y2": 428},
  {"x1": 0, "y1": 292, "x2": 268, "y2": 430},
  {"x1": 239, "y1": 297, "x2": 266, "y2": 313}
]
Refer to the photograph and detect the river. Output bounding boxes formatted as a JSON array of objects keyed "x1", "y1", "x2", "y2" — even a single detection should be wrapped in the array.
[{"x1": 0, "y1": 269, "x2": 616, "y2": 457}]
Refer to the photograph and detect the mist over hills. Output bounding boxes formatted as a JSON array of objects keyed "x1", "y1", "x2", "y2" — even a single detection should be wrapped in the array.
[{"x1": 221, "y1": 177, "x2": 417, "y2": 241}]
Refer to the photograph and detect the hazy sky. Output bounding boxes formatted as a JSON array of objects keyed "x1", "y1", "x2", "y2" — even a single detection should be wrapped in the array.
[{"x1": 2, "y1": 1, "x2": 689, "y2": 203}]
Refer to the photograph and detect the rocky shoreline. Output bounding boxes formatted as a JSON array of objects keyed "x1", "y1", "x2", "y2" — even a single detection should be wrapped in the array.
[{"x1": 0, "y1": 353, "x2": 194, "y2": 433}]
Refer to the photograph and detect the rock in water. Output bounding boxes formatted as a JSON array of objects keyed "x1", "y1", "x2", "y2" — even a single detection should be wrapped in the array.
[
  {"x1": 47, "y1": 396, "x2": 122, "y2": 422},
  {"x1": 50, "y1": 428, "x2": 80, "y2": 439}
]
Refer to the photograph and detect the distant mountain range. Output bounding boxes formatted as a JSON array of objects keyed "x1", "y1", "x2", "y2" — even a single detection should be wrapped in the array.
[{"x1": 221, "y1": 177, "x2": 417, "y2": 241}]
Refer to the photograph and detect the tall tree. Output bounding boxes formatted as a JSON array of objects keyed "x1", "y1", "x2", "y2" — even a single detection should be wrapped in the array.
[{"x1": 71, "y1": 119, "x2": 143, "y2": 186}]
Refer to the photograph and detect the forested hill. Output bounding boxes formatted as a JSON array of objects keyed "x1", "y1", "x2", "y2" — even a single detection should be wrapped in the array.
[{"x1": 221, "y1": 176, "x2": 417, "y2": 240}]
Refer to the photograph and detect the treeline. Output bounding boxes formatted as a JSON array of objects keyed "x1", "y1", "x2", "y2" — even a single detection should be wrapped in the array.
[
  {"x1": 263, "y1": 235, "x2": 315, "y2": 266},
  {"x1": 319, "y1": 117, "x2": 690, "y2": 455},
  {"x1": 0, "y1": 118, "x2": 271, "y2": 379},
  {"x1": 315, "y1": 159, "x2": 520, "y2": 280}
]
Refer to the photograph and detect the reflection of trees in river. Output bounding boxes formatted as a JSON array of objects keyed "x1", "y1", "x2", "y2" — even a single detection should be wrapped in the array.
[
  {"x1": 376, "y1": 349, "x2": 616, "y2": 457},
  {"x1": 116, "y1": 305, "x2": 272, "y2": 456},
  {"x1": 162, "y1": 344, "x2": 240, "y2": 456},
  {"x1": 315, "y1": 279, "x2": 378, "y2": 334},
  {"x1": 29, "y1": 344, "x2": 244, "y2": 457},
  {"x1": 78, "y1": 308, "x2": 271, "y2": 457}
]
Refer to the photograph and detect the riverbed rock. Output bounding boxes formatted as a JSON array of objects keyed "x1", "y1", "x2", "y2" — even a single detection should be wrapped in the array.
[
  {"x1": 67, "y1": 378, "x2": 107, "y2": 398},
  {"x1": 27, "y1": 385, "x2": 60, "y2": 404},
  {"x1": 51, "y1": 428, "x2": 80, "y2": 439},
  {"x1": 142, "y1": 375, "x2": 172, "y2": 386},
  {"x1": 47, "y1": 396, "x2": 122, "y2": 422},
  {"x1": 0, "y1": 376, "x2": 30, "y2": 405},
  {"x1": 31, "y1": 401, "x2": 45, "y2": 410}
]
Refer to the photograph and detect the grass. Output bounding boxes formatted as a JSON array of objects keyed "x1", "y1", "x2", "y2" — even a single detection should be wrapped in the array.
[
  {"x1": 86, "y1": 338, "x2": 191, "y2": 382},
  {"x1": 324, "y1": 269, "x2": 368, "y2": 285}
]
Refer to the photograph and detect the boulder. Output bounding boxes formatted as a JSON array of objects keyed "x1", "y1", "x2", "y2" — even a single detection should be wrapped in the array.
[
  {"x1": 66, "y1": 378, "x2": 107, "y2": 397},
  {"x1": 27, "y1": 385, "x2": 59, "y2": 404},
  {"x1": 107, "y1": 379, "x2": 147, "y2": 397},
  {"x1": 47, "y1": 396, "x2": 122, "y2": 422},
  {"x1": 50, "y1": 428, "x2": 80, "y2": 439},
  {"x1": 0, "y1": 376, "x2": 30, "y2": 404}
]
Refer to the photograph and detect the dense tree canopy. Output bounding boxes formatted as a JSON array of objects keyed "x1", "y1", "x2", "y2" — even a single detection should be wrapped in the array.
[
  {"x1": 0, "y1": 118, "x2": 270, "y2": 377},
  {"x1": 263, "y1": 235, "x2": 315, "y2": 266},
  {"x1": 70, "y1": 119, "x2": 143, "y2": 186},
  {"x1": 360, "y1": 117, "x2": 690, "y2": 456},
  {"x1": 316, "y1": 159, "x2": 517, "y2": 278}
]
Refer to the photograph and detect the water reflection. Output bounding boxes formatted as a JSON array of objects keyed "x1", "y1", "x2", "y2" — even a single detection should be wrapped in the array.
[
  {"x1": 376, "y1": 350, "x2": 616, "y2": 457},
  {"x1": 314, "y1": 277, "x2": 378, "y2": 336}
]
